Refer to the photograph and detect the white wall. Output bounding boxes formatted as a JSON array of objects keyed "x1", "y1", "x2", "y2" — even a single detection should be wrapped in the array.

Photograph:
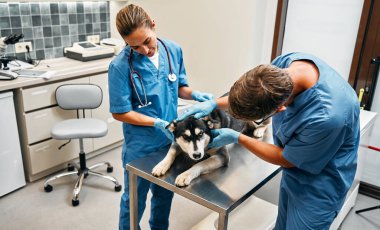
[
  {"x1": 281, "y1": 0, "x2": 364, "y2": 81},
  {"x1": 110, "y1": 0, "x2": 278, "y2": 97}
]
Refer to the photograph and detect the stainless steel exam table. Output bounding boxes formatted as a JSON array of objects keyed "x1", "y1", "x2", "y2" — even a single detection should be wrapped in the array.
[{"x1": 126, "y1": 128, "x2": 280, "y2": 230}]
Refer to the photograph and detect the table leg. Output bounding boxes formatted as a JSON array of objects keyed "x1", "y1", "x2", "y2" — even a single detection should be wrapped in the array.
[
  {"x1": 217, "y1": 211, "x2": 228, "y2": 230},
  {"x1": 129, "y1": 172, "x2": 138, "y2": 230}
]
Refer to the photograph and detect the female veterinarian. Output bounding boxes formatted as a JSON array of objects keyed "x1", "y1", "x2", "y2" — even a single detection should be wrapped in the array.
[
  {"x1": 179, "y1": 52, "x2": 360, "y2": 229},
  {"x1": 108, "y1": 4, "x2": 214, "y2": 230}
]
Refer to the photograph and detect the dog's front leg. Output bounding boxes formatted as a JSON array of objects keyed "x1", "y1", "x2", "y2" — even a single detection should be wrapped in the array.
[
  {"x1": 152, "y1": 144, "x2": 178, "y2": 177},
  {"x1": 175, "y1": 153, "x2": 228, "y2": 187}
]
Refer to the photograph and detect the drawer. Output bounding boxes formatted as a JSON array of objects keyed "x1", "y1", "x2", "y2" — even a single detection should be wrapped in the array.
[
  {"x1": 22, "y1": 77, "x2": 89, "y2": 112},
  {"x1": 28, "y1": 138, "x2": 93, "y2": 175},
  {"x1": 28, "y1": 139, "x2": 78, "y2": 175},
  {"x1": 25, "y1": 107, "x2": 77, "y2": 144}
]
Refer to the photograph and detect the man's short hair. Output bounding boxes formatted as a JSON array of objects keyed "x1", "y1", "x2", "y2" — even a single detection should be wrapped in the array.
[{"x1": 228, "y1": 64, "x2": 293, "y2": 121}]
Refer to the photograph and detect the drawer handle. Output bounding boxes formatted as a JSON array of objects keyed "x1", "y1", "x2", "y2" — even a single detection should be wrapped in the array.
[
  {"x1": 34, "y1": 113, "x2": 48, "y2": 119},
  {"x1": 35, "y1": 145, "x2": 50, "y2": 152},
  {"x1": 31, "y1": 89, "x2": 48, "y2": 96}
]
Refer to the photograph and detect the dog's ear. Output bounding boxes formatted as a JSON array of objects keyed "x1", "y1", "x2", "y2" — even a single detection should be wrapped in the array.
[
  {"x1": 207, "y1": 120, "x2": 214, "y2": 129},
  {"x1": 202, "y1": 115, "x2": 221, "y2": 129},
  {"x1": 201, "y1": 116, "x2": 214, "y2": 129}
]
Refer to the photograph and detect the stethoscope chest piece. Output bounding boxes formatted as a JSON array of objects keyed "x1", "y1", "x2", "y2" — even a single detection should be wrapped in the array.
[{"x1": 168, "y1": 73, "x2": 177, "y2": 82}]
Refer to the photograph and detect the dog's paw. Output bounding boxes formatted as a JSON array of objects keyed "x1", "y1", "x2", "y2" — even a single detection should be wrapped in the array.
[
  {"x1": 175, "y1": 172, "x2": 196, "y2": 187},
  {"x1": 152, "y1": 161, "x2": 171, "y2": 177},
  {"x1": 253, "y1": 127, "x2": 267, "y2": 138}
]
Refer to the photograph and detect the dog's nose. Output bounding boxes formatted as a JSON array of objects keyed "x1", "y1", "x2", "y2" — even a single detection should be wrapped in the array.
[{"x1": 193, "y1": 152, "x2": 202, "y2": 159}]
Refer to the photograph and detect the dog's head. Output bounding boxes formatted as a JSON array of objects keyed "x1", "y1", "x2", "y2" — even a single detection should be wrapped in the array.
[{"x1": 167, "y1": 116, "x2": 216, "y2": 161}]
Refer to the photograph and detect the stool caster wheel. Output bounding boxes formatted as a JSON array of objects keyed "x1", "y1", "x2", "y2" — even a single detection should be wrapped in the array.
[
  {"x1": 107, "y1": 166, "x2": 113, "y2": 173},
  {"x1": 72, "y1": 199, "x2": 79, "y2": 206},
  {"x1": 44, "y1": 184, "x2": 53, "y2": 192},
  {"x1": 115, "y1": 184, "x2": 122, "y2": 192},
  {"x1": 67, "y1": 164, "x2": 75, "y2": 171}
]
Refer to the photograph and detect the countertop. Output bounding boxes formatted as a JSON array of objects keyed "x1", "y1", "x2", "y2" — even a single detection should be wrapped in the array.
[
  {"x1": 0, "y1": 57, "x2": 113, "y2": 92},
  {"x1": 360, "y1": 110, "x2": 377, "y2": 134}
]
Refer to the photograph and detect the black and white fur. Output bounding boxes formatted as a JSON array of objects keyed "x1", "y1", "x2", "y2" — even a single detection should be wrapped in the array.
[{"x1": 151, "y1": 109, "x2": 270, "y2": 186}]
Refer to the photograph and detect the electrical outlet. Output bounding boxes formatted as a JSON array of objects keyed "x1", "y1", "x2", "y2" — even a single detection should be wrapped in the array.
[
  {"x1": 87, "y1": 35, "x2": 100, "y2": 44},
  {"x1": 15, "y1": 42, "x2": 33, "y2": 53}
]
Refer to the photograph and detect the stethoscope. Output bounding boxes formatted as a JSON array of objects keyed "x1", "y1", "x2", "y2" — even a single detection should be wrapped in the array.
[{"x1": 128, "y1": 38, "x2": 177, "y2": 108}]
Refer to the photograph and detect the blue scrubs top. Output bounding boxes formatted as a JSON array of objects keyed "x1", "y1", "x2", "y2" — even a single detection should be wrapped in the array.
[
  {"x1": 108, "y1": 39, "x2": 188, "y2": 164},
  {"x1": 271, "y1": 53, "x2": 360, "y2": 227}
]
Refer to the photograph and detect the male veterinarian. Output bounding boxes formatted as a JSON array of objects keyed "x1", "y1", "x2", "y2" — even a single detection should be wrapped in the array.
[
  {"x1": 108, "y1": 4, "x2": 214, "y2": 230},
  {"x1": 178, "y1": 52, "x2": 360, "y2": 229}
]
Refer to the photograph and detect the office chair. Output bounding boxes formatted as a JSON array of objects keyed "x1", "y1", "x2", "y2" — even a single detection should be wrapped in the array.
[
  {"x1": 355, "y1": 145, "x2": 380, "y2": 214},
  {"x1": 43, "y1": 84, "x2": 122, "y2": 206}
]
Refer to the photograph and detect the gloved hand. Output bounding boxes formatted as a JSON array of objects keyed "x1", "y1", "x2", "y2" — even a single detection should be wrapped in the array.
[
  {"x1": 177, "y1": 99, "x2": 217, "y2": 120},
  {"x1": 208, "y1": 128, "x2": 240, "y2": 149},
  {"x1": 154, "y1": 118, "x2": 174, "y2": 141},
  {"x1": 191, "y1": 91, "x2": 215, "y2": 102}
]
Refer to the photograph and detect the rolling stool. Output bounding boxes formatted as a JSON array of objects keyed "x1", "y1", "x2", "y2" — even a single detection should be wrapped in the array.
[{"x1": 43, "y1": 84, "x2": 121, "y2": 206}]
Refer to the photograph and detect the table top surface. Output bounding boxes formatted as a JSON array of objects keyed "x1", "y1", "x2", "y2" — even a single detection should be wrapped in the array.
[
  {"x1": 126, "y1": 127, "x2": 280, "y2": 213},
  {"x1": 0, "y1": 57, "x2": 113, "y2": 92}
]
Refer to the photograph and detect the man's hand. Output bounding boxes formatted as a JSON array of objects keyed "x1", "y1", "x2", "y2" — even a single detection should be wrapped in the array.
[
  {"x1": 154, "y1": 118, "x2": 174, "y2": 141},
  {"x1": 191, "y1": 91, "x2": 215, "y2": 102},
  {"x1": 178, "y1": 100, "x2": 217, "y2": 120},
  {"x1": 208, "y1": 128, "x2": 240, "y2": 149}
]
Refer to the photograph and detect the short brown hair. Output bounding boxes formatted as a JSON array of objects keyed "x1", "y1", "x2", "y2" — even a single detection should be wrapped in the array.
[
  {"x1": 228, "y1": 64, "x2": 293, "y2": 120},
  {"x1": 116, "y1": 4, "x2": 153, "y2": 37}
]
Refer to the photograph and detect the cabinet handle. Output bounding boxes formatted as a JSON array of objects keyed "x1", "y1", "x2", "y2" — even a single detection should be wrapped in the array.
[
  {"x1": 33, "y1": 113, "x2": 48, "y2": 119},
  {"x1": 31, "y1": 89, "x2": 48, "y2": 96},
  {"x1": 35, "y1": 145, "x2": 50, "y2": 152}
]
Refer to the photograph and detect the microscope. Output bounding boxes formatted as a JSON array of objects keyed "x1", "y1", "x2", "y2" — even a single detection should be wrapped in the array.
[
  {"x1": 0, "y1": 33, "x2": 24, "y2": 70},
  {"x1": 0, "y1": 33, "x2": 24, "y2": 80}
]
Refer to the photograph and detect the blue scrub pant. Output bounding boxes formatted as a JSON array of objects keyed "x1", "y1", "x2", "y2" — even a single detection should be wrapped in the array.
[
  {"x1": 275, "y1": 184, "x2": 337, "y2": 230},
  {"x1": 119, "y1": 170, "x2": 174, "y2": 230}
]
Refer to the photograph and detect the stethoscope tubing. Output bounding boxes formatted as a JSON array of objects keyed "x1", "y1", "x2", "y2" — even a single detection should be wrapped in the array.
[{"x1": 128, "y1": 38, "x2": 174, "y2": 108}]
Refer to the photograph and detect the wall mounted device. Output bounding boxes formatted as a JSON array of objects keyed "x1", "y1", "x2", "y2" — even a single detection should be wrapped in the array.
[{"x1": 64, "y1": 41, "x2": 114, "y2": 62}]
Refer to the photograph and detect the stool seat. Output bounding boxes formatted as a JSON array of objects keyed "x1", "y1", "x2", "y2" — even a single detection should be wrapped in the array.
[{"x1": 52, "y1": 118, "x2": 107, "y2": 139}]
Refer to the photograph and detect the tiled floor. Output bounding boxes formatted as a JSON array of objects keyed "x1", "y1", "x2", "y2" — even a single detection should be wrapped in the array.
[
  {"x1": 339, "y1": 194, "x2": 380, "y2": 230},
  {"x1": 0, "y1": 146, "x2": 379, "y2": 230}
]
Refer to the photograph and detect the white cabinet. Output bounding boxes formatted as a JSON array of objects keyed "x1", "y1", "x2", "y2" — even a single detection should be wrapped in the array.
[
  {"x1": 15, "y1": 74, "x2": 122, "y2": 182},
  {"x1": 0, "y1": 92, "x2": 26, "y2": 196},
  {"x1": 90, "y1": 73, "x2": 123, "y2": 150}
]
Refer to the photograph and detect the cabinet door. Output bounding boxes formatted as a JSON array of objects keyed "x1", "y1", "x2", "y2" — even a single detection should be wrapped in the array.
[{"x1": 90, "y1": 74, "x2": 124, "y2": 150}]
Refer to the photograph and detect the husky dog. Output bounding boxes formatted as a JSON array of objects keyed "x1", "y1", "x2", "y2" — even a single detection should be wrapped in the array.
[{"x1": 151, "y1": 109, "x2": 270, "y2": 187}]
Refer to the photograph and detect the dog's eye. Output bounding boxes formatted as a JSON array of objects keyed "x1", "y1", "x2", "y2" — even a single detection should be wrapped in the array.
[
  {"x1": 198, "y1": 131, "x2": 204, "y2": 137},
  {"x1": 182, "y1": 135, "x2": 191, "y2": 141}
]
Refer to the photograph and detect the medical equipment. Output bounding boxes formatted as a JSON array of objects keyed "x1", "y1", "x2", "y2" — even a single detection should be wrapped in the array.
[
  {"x1": 128, "y1": 38, "x2": 176, "y2": 108},
  {"x1": 100, "y1": 38, "x2": 125, "y2": 55},
  {"x1": 0, "y1": 69, "x2": 18, "y2": 80},
  {"x1": 64, "y1": 41, "x2": 114, "y2": 62},
  {"x1": 0, "y1": 33, "x2": 23, "y2": 71}
]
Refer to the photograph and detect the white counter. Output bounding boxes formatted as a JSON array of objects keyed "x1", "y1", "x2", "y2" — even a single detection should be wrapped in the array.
[{"x1": 0, "y1": 57, "x2": 113, "y2": 92}]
